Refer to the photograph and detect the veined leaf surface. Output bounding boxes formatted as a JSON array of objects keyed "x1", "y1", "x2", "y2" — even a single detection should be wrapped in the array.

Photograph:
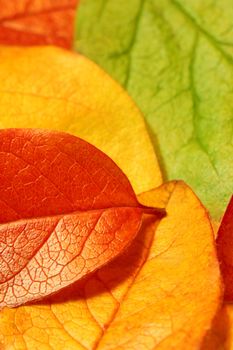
[
  {"x1": 0, "y1": 181, "x2": 222, "y2": 349},
  {"x1": 0, "y1": 0, "x2": 78, "y2": 48},
  {"x1": 76, "y1": 0, "x2": 233, "y2": 219},
  {"x1": 0, "y1": 46, "x2": 162, "y2": 195},
  {"x1": 0, "y1": 128, "x2": 150, "y2": 307}
]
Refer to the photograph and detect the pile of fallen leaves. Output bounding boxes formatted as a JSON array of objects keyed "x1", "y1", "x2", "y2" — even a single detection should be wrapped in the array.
[{"x1": 0, "y1": 1, "x2": 232, "y2": 349}]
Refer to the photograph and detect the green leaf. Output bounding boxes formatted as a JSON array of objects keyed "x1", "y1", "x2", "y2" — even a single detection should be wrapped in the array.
[{"x1": 75, "y1": 0, "x2": 233, "y2": 220}]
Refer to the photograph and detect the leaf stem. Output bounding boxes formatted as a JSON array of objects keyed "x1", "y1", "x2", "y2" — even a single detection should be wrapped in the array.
[{"x1": 140, "y1": 205, "x2": 166, "y2": 217}]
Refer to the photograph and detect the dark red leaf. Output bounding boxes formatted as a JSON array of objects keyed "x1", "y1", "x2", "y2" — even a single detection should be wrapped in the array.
[{"x1": 217, "y1": 195, "x2": 233, "y2": 300}]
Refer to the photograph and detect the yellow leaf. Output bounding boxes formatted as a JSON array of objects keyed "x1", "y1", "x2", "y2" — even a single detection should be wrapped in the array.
[
  {"x1": 0, "y1": 181, "x2": 222, "y2": 349},
  {"x1": 0, "y1": 45, "x2": 162, "y2": 195}
]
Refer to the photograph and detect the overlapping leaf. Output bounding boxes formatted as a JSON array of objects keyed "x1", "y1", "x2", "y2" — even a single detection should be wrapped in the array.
[
  {"x1": 0, "y1": 46, "x2": 162, "y2": 194},
  {"x1": 0, "y1": 128, "x2": 154, "y2": 307},
  {"x1": 0, "y1": 46, "x2": 163, "y2": 347},
  {"x1": 0, "y1": 2, "x2": 228, "y2": 348},
  {"x1": 201, "y1": 304, "x2": 230, "y2": 350},
  {"x1": 0, "y1": 181, "x2": 222, "y2": 349},
  {"x1": 0, "y1": 0, "x2": 78, "y2": 48},
  {"x1": 216, "y1": 196, "x2": 233, "y2": 301},
  {"x1": 76, "y1": 0, "x2": 233, "y2": 219}
]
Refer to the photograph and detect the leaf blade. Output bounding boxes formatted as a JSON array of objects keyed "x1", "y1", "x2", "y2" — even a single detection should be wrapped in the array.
[
  {"x1": 0, "y1": 128, "x2": 138, "y2": 223},
  {"x1": 0, "y1": 46, "x2": 162, "y2": 195},
  {"x1": 95, "y1": 181, "x2": 222, "y2": 349},
  {"x1": 0, "y1": 207, "x2": 142, "y2": 308},
  {"x1": 216, "y1": 195, "x2": 233, "y2": 301},
  {"x1": 0, "y1": 182, "x2": 222, "y2": 349},
  {"x1": 76, "y1": 0, "x2": 233, "y2": 219},
  {"x1": 0, "y1": 0, "x2": 78, "y2": 48},
  {"x1": 0, "y1": 128, "x2": 153, "y2": 307}
]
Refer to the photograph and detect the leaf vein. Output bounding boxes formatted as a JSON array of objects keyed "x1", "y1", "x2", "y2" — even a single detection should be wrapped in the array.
[{"x1": 171, "y1": 0, "x2": 233, "y2": 66}]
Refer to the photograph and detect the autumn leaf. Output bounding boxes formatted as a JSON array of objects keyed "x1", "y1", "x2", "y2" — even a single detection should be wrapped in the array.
[
  {"x1": 0, "y1": 12, "x2": 223, "y2": 349},
  {"x1": 75, "y1": 0, "x2": 233, "y2": 220},
  {"x1": 0, "y1": 45, "x2": 165, "y2": 348},
  {"x1": 0, "y1": 45, "x2": 162, "y2": 196},
  {"x1": 216, "y1": 196, "x2": 233, "y2": 301},
  {"x1": 199, "y1": 195, "x2": 233, "y2": 350},
  {"x1": 201, "y1": 304, "x2": 230, "y2": 350},
  {"x1": 0, "y1": 128, "x2": 163, "y2": 307},
  {"x1": 0, "y1": 181, "x2": 222, "y2": 349},
  {"x1": 0, "y1": 0, "x2": 78, "y2": 48},
  {"x1": 0, "y1": 128, "x2": 142, "y2": 222}
]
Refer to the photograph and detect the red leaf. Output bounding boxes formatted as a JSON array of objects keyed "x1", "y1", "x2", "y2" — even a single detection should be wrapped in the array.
[
  {"x1": 217, "y1": 195, "x2": 233, "y2": 300},
  {"x1": 0, "y1": 0, "x2": 78, "y2": 48},
  {"x1": 0, "y1": 129, "x2": 151, "y2": 308}
]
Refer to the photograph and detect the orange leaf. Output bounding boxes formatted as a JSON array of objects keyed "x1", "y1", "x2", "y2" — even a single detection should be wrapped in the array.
[
  {"x1": 0, "y1": 181, "x2": 222, "y2": 349},
  {"x1": 201, "y1": 304, "x2": 232, "y2": 350},
  {"x1": 0, "y1": 128, "x2": 161, "y2": 307},
  {"x1": 0, "y1": 0, "x2": 78, "y2": 48}
]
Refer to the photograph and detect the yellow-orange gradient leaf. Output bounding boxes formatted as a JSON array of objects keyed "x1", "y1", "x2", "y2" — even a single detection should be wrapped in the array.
[
  {"x1": 0, "y1": 45, "x2": 161, "y2": 195},
  {"x1": 0, "y1": 181, "x2": 222, "y2": 349}
]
